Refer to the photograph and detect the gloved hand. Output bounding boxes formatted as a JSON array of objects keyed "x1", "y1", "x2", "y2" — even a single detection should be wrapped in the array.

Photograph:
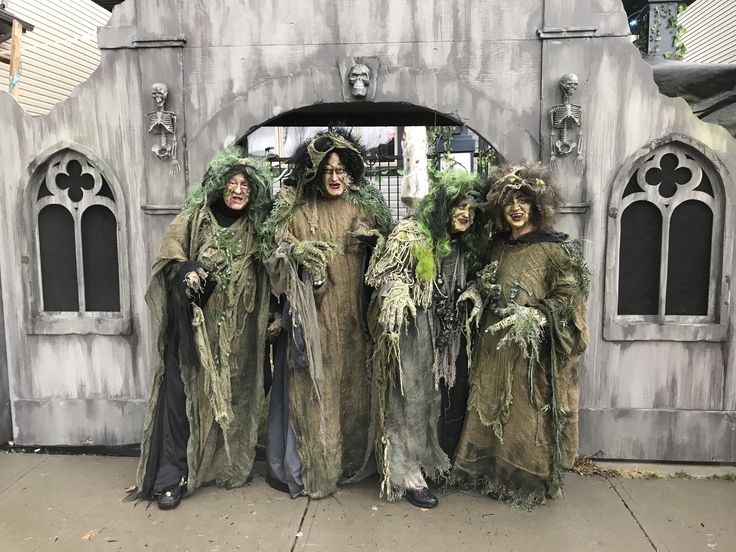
[
  {"x1": 486, "y1": 305, "x2": 547, "y2": 334},
  {"x1": 350, "y1": 226, "x2": 385, "y2": 250},
  {"x1": 175, "y1": 261, "x2": 215, "y2": 307},
  {"x1": 457, "y1": 285, "x2": 482, "y2": 329},
  {"x1": 291, "y1": 240, "x2": 337, "y2": 284},
  {"x1": 379, "y1": 281, "x2": 416, "y2": 334},
  {"x1": 267, "y1": 317, "x2": 283, "y2": 340},
  {"x1": 477, "y1": 261, "x2": 501, "y2": 299}
]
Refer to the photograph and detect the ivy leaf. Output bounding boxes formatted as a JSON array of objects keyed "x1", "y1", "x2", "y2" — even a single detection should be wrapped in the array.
[{"x1": 663, "y1": 51, "x2": 673, "y2": 59}]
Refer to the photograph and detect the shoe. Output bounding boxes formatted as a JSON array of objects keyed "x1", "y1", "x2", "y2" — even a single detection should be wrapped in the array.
[
  {"x1": 405, "y1": 487, "x2": 438, "y2": 509},
  {"x1": 156, "y1": 484, "x2": 182, "y2": 510}
]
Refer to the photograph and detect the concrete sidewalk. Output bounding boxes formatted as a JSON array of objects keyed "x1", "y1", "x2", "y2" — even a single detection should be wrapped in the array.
[{"x1": 0, "y1": 452, "x2": 733, "y2": 552}]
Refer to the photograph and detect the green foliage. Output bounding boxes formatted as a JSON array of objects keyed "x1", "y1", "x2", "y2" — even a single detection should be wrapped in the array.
[{"x1": 636, "y1": 2, "x2": 687, "y2": 61}]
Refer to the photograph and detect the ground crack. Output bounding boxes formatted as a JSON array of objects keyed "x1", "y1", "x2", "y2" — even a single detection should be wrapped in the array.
[
  {"x1": 289, "y1": 496, "x2": 312, "y2": 552},
  {"x1": 607, "y1": 477, "x2": 659, "y2": 551}
]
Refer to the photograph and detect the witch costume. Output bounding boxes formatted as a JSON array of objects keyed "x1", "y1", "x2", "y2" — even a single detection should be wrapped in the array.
[
  {"x1": 366, "y1": 172, "x2": 488, "y2": 508},
  {"x1": 135, "y1": 148, "x2": 273, "y2": 508},
  {"x1": 452, "y1": 163, "x2": 590, "y2": 509},
  {"x1": 263, "y1": 129, "x2": 392, "y2": 498}
]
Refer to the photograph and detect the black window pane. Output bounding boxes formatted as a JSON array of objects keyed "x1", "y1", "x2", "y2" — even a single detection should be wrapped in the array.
[
  {"x1": 666, "y1": 200, "x2": 712, "y2": 315},
  {"x1": 694, "y1": 172, "x2": 714, "y2": 197},
  {"x1": 622, "y1": 173, "x2": 642, "y2": 198},
  {"x1": 81, "y1": 206, "x2": 120, "y2": 312},
  {"x1": 618, "y1": 201, "x2": 662, "y2": 315},
  {"x1": 97, "y1": 178, "x2": 115, "y2": 201},
  {"x1": 38, "y1": 205, "x2": 79, "y2": 311}
]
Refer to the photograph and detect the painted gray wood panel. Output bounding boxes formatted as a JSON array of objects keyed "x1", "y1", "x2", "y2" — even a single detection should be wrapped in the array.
[
  {"x1": 580, "y1": 408, "x2": 736, "y2": 462},
  {"x1": 0, "y1": 272, "x2": 10, "y2": 443},
  {"x1": 0, "y1": 0, "x2": 735, "y2": 460}
]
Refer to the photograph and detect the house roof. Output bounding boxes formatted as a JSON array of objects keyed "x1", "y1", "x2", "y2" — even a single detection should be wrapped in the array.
[
  {"x1": 0, "y1": 8, "x2": 34, "y2": 44},
  {"x1": 90, "y1": 0, "x2": 124, "y2": 11}
]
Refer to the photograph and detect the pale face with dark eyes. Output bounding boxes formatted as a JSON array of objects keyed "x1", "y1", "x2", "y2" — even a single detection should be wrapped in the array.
[
  {"x1": 322, "y1": 152, "x2": 348, "y2": 198},
  {"x1": 450, "y1": 198, "x2": 475, "y2": 233},
  {"x1": 223, "y1": 172, "x2": 250, "y2": 210},
  {"x1": 503, "y1": 194, "x2": 535, "y2": 237}
]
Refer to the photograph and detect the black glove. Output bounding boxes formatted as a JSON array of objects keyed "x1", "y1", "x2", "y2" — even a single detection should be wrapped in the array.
[{"x1": 174, "y1": 261, "x2": 216, "y2": 308}]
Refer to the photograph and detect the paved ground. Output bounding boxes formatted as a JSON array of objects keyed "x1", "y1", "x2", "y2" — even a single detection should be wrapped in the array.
[{"x1": 0, "y1": 452, "x2": 734, "y2": 552}]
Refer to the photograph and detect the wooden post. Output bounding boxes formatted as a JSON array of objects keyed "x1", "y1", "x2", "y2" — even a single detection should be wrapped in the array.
[
  {"x1": 9, "y1": 19, "x2": 22, "y2": 98},
  {"x1": 400, "y1": 126, "x2": 430, "y2": 211}
]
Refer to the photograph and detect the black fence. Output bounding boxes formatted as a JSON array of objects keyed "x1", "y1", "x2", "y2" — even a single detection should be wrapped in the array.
[{"x1": 267, "y1": 150, "x2": 492, "y2": 221}]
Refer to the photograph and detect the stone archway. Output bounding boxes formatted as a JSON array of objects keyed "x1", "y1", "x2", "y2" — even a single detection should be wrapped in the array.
[{"x1": 187, "y1": 65, "x2": 538, "y2": 185}]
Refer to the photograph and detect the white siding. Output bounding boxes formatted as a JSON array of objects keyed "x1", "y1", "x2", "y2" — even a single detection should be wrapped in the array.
[
  {"x1": 680, "y1": 0, "x2": 736, "y2": 63},
  {"x1": 0, "y1": 0, "x2": 110, "y2": 116}
]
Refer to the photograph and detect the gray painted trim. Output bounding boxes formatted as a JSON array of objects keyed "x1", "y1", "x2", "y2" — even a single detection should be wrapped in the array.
[
  {"x1": 603, "y1": 134, "x2": 735, "y2": 342},
  {"x1": 0, "y1": 269, "x2": 11, "y2": 443},
  {"x1": 132, "y1": 36, "x2": 186, "y2": 48},
  {"x1": 141, "y1": 205, "x2": 182, "y2": 215},
  {"x1": 537, "y1": 26, "x2": 598, "y2": 39},
  {"x1": 97, "y1": 27, "x2": 186, "y2": 50},
  {"x1": 559, "y1": 202, "x2": 590, "y2": 214}
]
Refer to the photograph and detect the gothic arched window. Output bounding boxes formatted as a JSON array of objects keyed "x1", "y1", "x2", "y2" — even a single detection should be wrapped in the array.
[
  {"x1": 604, "y1": 140, "x2": 731, "y2": 341},
  {"x1": 27, "y1": 149, "x2": 131, "y2": 335}
]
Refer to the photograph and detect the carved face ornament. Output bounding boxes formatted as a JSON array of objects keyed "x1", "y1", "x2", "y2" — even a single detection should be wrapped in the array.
[{"x1": 348, "y1": 64, "x2": 371, "y2": 98}]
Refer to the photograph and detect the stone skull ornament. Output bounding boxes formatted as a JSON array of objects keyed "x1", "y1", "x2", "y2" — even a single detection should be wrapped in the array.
[
  {"x1": 348, "y1": 63, "x2": 371, "y2": 98},
  {"x1": 559, "y1": 73, "x2": 579, "y2": 99}
]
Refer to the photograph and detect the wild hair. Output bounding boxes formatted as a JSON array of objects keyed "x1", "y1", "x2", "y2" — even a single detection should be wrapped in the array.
[
  {"x1": 183, "y1": 146, "x2": 274, "y2": 230},
  {"x1": 413, "y1": 170, "x2": 490, "y2": 280},
  {"x1": 288, "y1": 128, "x2": 367, "y2": 198},
  {"x1": 485, "y1": 161, "x2": 560, "y2": 233}
]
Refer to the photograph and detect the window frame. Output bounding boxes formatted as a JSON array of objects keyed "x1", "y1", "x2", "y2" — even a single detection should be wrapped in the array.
[
  {"x1": 24, "y1": 145, "x2": 131, "y2": 335},
  {"x1": 604, "y1": 135, "x2": 732, "y2": 342}
]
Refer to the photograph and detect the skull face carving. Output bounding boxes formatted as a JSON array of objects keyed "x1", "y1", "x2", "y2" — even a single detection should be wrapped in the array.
[
  {"x1": 348, "y1": 63, "x2": 371, "y2": 98},
  {"x1": 559, "y1": 73, "x2": 579, "y2": 99}
]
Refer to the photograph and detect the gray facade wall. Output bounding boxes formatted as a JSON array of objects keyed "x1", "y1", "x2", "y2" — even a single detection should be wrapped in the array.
[{"x1": 0, "y1": 0, "x2": 734, "y2": 461}]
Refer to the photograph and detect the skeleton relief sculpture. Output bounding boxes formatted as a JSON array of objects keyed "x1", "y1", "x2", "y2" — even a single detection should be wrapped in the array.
[
  {"x1": 348, "y1": 63, "x2": 371, "y2": 98},
  {"x1": 147, "y1": 82, "x2": 180, "y2": 177},
  {"x1": 550, "y1": 73, "x2": 583, "y2": 172}
]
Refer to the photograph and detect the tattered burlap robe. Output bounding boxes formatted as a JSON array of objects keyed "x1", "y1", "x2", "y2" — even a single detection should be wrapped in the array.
[
  {"x1": 268, "y1": 197, "x2": 379, "y2": 498},
  {"x1": 136, "y1": 206, "x2": 270, "y2": 495},
  {"x1": 453, "y1": 241, "x2": 588, "y2": 509}
]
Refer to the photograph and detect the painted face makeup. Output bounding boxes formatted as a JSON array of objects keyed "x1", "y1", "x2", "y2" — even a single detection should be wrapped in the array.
[
  {"x1": 451, "y1": 198, "x2": 475, "y2": 233},
  {"x1": 503, "y1": 194, "x2": 534, "y2": 236},
  {"x1": 223, "y1": 172, "x2": 250, "y2": 210},
  {"x1": 322, "y1": 152, "x2": 348, "y2": 198}
]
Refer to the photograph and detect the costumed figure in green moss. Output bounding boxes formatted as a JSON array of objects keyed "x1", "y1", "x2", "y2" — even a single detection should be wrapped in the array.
[
  {"x1": 451, "y1": 161, "x2": 590, "y2": 509},
  {"x1": 134, "y1": 148, "x2": 273, "y2": 510},
  {"x1": 263, "y1": 129, "x2": 393, "y2": 499},
  {"x1": 365, "y1": 171, "x2": 488, "y2": 508}
]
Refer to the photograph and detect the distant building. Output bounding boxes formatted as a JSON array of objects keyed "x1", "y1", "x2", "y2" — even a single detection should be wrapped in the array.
[
  {"x1": 680, "y1": 0, "x2": 736, "y2": 63},
  {"x1": 0, "y1": 0, "x2": 110, "y2": 116}
]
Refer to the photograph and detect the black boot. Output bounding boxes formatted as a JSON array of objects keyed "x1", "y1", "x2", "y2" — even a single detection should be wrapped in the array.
[
  {"x1": 405, "y1": 487, "x2": 438, "y2": 509},
  {"x1": 156, "y1": 478, "x2": 186, "y2": 510}
]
